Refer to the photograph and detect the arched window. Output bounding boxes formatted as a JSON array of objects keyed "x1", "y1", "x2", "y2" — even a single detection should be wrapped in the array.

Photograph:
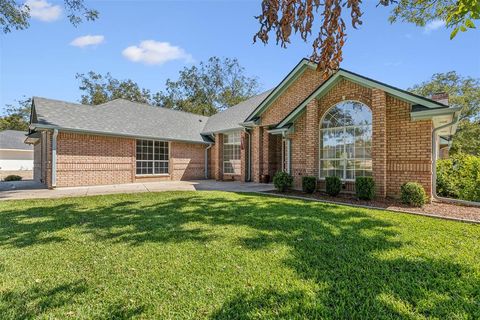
[{"x1": 319, "y1": 101, "x2": 372, "y2": 180}]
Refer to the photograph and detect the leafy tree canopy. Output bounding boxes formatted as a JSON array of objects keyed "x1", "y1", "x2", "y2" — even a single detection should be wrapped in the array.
[
  {"x1": 409, "y1": 71, "x2": 480, "y2": 156},
  {"x1": 0, "y1": 96, "x2": 31, "y2": 131},
  {"x1": 1, "y1": 0, "x2": 98, "y2": 33},
  {"x1": 409, "y1": 71, "x2": 480, "y2": 121},
  {"x1": 155, "y1": 57, "x2": 259, "y2": 116},
  {"x1": 77, "y1": 57, "x2": 259, "y2": 116},
  {"x1": 76, "y1": 72, "x2": 153, "y2": 106}
]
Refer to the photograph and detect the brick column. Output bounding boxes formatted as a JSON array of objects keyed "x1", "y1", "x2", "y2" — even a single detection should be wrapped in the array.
[
  {"x1": 372, "y1": 89, "x2": 387, "y2": 198},
  {"x1": 240, "y1": 131, "x2": 247, "y2": 182},
  {"x1": 262, "y1": 129, "x2": 271, "y2": 177},
  {"x1": 305, "y1": 99, "x2": 319, "y2": 177},
  {"x1": 213, "y1": 133, "x2": 224, "y2": 181},
  {"x1": 251, "y1": 126, "x2": 263, "y2": 183}
]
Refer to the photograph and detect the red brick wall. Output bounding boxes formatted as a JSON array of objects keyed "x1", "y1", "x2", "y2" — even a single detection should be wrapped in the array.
[
  {"x1": 54, "y1": 132, "x2": 209, "y2": 187},
  {"x1": 261, "y1": 68, "x2": 323, "y2": 126},
  {"x1": 386, "y1": 95, "x2": 433, "y2": 197},
  {"x1": 278, "y1": 78, "x2": 433, "y2": 198},
  {"x1": 170, "y1": 141, "x2": 206, "y2": 180},
  {"x1": 56, "y1": 132, "x2": 135, "y2": 187}
]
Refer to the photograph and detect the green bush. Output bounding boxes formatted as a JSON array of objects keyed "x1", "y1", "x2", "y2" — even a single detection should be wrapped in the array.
[
  {"x1": 325, "y1": 176, "x2": 341, "y2": 196},
  {"x1": 437, "y1": 153, "x2": 480, "y2": 202},
  {"x1": 302, "y1": 176, "x2": 317, "y2": 193},
  {"x1": 273, "y1": 171, "x2": 293, "y2": 192},
  {"x1": 401, "y1": 182, "x2": 427, "y2": 207},
  {"x1": 4, "y1": 175, "x2": 22, "y2": 181},
  {"x1": 355, "y1": 177, "x2": 375, "y2": 200},
  {"x1": 436, "y1": 159, "x2": 458, "y2": 198}
]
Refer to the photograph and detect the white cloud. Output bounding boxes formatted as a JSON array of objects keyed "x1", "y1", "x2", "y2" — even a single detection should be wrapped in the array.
[
  {"x1": 122, "y1": 40, "x2": 193, "y2": 65},
  {"x1": 424, "y1": 20, "x2": 445, "y2": 33},
  {"x1": 70, "y1": 35, "x2": 105, "y2": 48},
  {"x1": 25, "y1": 0, "x2": 62, "y2": 22}
]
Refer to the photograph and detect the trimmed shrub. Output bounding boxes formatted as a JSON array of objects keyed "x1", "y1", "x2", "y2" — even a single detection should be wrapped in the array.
[
  {"x1": 355, "y1": 177, "x2": 375, "y2": 200},
  {"x1": 437, "y1": 154, "x2": 480, "y2": 202},
  {"x1": 401, "y1": 182, "x2": 427, "y2": 207},
  {"x1": 273, "y1": 171, "x2": 293, "y2": 192},
  {"x1": 4, "y1": 175, "x2": 22, "y2": 182},
  {"x1": 302, "y1": 176, "x2": 317, "y2": 193},
  {"x1": 325, "y1": 176, "x2": 341, "y2": 196}
]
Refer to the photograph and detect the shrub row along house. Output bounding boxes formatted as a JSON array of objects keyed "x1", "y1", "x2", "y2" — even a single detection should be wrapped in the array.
[{"x1": 26, "y1": 59, "x2": 461, "y2": 199}]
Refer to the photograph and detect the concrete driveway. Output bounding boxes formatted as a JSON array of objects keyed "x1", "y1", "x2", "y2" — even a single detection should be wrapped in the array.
[{"x1": 0, "y1": 180, "x2": 274, "y2": 201}]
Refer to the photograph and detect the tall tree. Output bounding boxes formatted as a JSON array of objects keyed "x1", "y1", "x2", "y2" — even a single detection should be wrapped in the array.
[
  {"x1": 0, "y1": 96, "x2": 31, "y2": 131},
  {"x1": 1, "y1": 0, "x2": 98, "y2": 33},
  {"x1": 409, "y1": 71, "x2": 480, "y2": 156},
  {"x1": 76, "y1": 72, "x2": 153, "y2": 105},
  {"x1": 254, "y1": 0, "x2": 479, "y2": 76},
  {"x1": 156, "y1": 57, "x2": 259, "y2": 116}
]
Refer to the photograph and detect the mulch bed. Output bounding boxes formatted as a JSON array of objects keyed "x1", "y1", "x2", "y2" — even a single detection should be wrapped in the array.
[{"x1": 267, "y1": 190, "x2": 480, "y2": 223}]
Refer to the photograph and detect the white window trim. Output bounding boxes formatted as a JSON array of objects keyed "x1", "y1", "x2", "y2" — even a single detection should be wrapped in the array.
[
  {"x1": 135, "y1": 139, "x2": 171, "y2": 176},
  {"x1": 282, "y1": 138, "x2": 291, "y2": 174},
  {"x1": 318, "y1": 100, "x2": 373, "y2": 181},
  {"x1": 223, "y1": 131, "x2": 241, "y2": 175}
]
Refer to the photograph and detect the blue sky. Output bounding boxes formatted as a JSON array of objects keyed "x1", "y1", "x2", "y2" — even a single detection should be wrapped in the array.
[{"x1": 1, "y1": 0, "x2": 479, "y2": 114}]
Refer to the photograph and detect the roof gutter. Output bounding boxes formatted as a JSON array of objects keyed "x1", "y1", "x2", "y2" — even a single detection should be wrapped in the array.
[
  {"x1": 431, "y1": 113, "x2": 480, "y2": 207},
  {"x1": 30, "y1": 124, "x2": 210, "y2": 145},
  {"x1": 204, "y1": 143, "x2": 212, "y2": 179},
  {"x1": 51, "y1": 129, "x2": 58, "y2": 188},
  {"x1": 243, "y1": 128, "x2": 252, "y2": 182}
]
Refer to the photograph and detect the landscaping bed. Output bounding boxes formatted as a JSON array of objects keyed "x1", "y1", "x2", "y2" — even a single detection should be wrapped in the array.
[{"x1": 268, "y1": 189, "x2": 480, "y2": 222}]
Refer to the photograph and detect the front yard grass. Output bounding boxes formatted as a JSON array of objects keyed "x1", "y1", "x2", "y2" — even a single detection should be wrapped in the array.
[{"x1": 0, "y1": 191, "x2": 479, "y2": 319}]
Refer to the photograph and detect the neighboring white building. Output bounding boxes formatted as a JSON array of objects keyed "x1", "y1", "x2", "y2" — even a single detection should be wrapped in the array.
[{"x1": 0, "y1": 130, "x2": 33, "y2": 171}]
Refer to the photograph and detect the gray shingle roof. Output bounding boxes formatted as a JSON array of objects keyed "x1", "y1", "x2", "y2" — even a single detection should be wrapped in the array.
[
  {"x1": 202, "y1": 90, "x2": 273, "y2": 134},
  {"x1": 32, "y1": 97, "x2": 210, "y2": 144},
  {"x1": 0, "y1": 130, "x2": 32, "y2": 150}
]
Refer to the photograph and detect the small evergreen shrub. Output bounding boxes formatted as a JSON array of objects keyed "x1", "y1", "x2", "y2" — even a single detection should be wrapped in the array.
[
  {"x1": 302, "y1": 176, "x2": 317, "y2": 193},
  {"x1": 401, "y1": 182, "x2": 427, "y2": 207},
  {"x1": 4, "y1": 175, "x2": 22, "y2": 181},
  {"x1": 355, "y1": 177, "x2": 375, "y2": 200},
  {"x1": 325, "y1": 176, "x2": 341, "y2": 196},
  {"x1": 273, "y1": 171, "x2": 293, "y2": 192}
]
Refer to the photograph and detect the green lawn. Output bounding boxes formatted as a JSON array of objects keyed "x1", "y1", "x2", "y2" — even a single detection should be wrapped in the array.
[{"x1": 0, "y1": 191, "x2": 479, "y2": 319}]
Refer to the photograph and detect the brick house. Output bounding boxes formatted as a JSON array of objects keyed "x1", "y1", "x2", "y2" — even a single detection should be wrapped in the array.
[{"x1": 26, "y1": 59, "x2": 461, "y2": 198}]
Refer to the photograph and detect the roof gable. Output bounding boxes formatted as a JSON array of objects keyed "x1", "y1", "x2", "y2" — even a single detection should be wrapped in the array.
[
  {"x1": 273, "y1": 67, "x2": 460, "y2": 129},
  {"x1": 243, "y1": 58, "x2": 458, "y2": 129},
  {"x1": 245, "y1": 59, "x2": 316, "y2": 122}
]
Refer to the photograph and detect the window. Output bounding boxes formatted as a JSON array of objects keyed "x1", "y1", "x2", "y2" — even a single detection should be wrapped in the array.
[
  {"x1": 319, "y1": 101, "x2": 372, "y2": 180},
  {"x1": 223, "y1": 131, "x2": 241, "y2": 174},
  {"x1": 136, "y1": 140, "x2": 169, "y2": 175}
]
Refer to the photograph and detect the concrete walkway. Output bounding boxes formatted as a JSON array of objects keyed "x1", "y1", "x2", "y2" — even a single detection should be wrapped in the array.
[{"x1": 0, "y1": 180, "x2": 274, "y2": 201}]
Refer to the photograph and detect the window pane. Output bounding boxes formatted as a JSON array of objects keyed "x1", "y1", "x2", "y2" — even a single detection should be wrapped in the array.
[
  {"x1": 136, "y1": 140, "x2": 169, "y2": 176},
  {"x1": 319, "y1": 101, "x2": 372, "y2": 180},
  {"x1": 223, "y1": 131, "x2": 241, "y2": 174}
]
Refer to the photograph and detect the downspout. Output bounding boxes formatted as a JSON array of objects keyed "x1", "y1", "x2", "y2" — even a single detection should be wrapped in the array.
[
  {"x1": 432, "y1": 115, "x2": 480, "y2": 207},
  {"x1": 51, "y1": 129, "x2": 58, "y2": 188},
  {"x1": 205, "y1": 143, "x2": 212, "y2": 179},
  {"x1": 244, "y1": 129, "x2": 251, "y2": 181}
]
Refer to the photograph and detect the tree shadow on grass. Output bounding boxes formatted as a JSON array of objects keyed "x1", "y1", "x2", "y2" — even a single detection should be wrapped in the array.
[
  {"x1": 0, "y1": 280, "x2": 88, "y2": 319},
  {"x1": 0, "y1": 192, "x2": 478, "y2": 318}
]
